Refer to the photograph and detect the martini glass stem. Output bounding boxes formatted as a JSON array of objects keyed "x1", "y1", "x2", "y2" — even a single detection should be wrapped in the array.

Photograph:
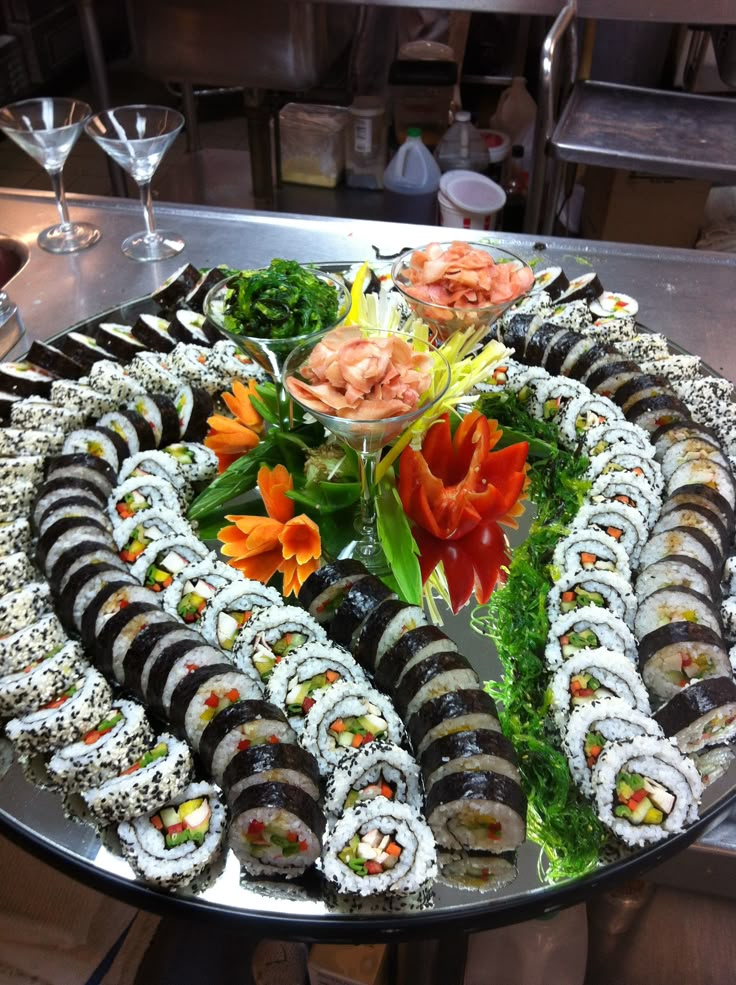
[
  {"x1": 48, "y1": 169, "x2": 72, "y2": 231},
  {"x1": 354, "y1": 448, "x2": 386, "y2": 572},
  {"x1": 138, "y1": 179, "x2": 157, "y2": 240}
]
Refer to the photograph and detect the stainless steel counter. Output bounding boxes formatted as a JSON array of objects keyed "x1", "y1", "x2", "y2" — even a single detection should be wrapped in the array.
[{"x1": 2, "y1": 186, "x2": 736, "y2": 902}]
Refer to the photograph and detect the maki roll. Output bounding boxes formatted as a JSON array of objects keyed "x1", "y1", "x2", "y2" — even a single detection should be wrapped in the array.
[
  {"x1": 557, "y1": 272, "x2": 604, "y2": 304},
  {"x1": 37, "y1": 497, "x2": 112, "y2": 540},
  {"x1": 168, "y1": 665, "x2": 262, "y2": 750},
  {"x1": 323, "y1": 740, "x2": 422, "y2": 821},
  {"x1": 233, "y1": 605, "x2": 325, "y2": 684},
  {"x1": 586, "y1": 446, "x2": 663, "y2": 497},
  {"x1": 0, "y1": 581, "x2": 52, "y2": 638},
  {"x1": 591, "y1": 736, "x2": 701, "y2": 845},
  {"x1": 437, "y1": 850, "x2": 517, "y2": 892},
  {"x1": 653, "y1": 677, "x2": 736, "y2": 753},
  {"x1": 551, "y1": 528, "x2": 631, "y2": 582},
  {"x1": 174, "y1": 384, "x2": 213, "y2": 442},
  {"x1": 0, "y1": 639, "x2": 87, "y2": 718},
  {"x1": 81, "y1": 733, "x2": 193, "y2": 823},
  {"x1": 529, "y1": 376, "x2": 587, "y2": 424},
  {"x1": 298, "y1": 559, "x2": 370, "y2": 624},
  {"x1": 0, "y1": 517, "x2": 31, "y2": 558},
  {"x1": 38, "y1": 518, "x2": 115, "y2": 577},
  {"x1": 26, "y1": 340, "x2": 86, "y2": 380},
  {"x1": 408, "y1": 688, "x2": 501, "y2": 758},
  {"x1": 375, "y1": 625, "x2": 457, "y2": 693},
  {"x1": 152, "y1": 263, "x2": 202, "y2": 310},
  {"x1": 635, "y1": 555, "x2": 719, "y2": 605},
  {"x1": 265, "y1": 641, "x2": 367, "y2": 733},
  {"x1": 88, "y1": 361, "x2": 145, "y2": 402},
  {"x1": 557, "y1": 392, "x2": 624, "y2": 448},
  {"x1": 129, "y1": 535, "x2": 210, "y2": 589},
  {"x1": 660, "y1": 436, "x2": 729, "y2": 484},
  {"x1": 68, "y1": 567, "x2": 137, "y2": 639},
  {"x1": 562, "y1": 696, "x2": 663, "y2": 796},
  {"x1": 50, "y1": 380, "x2": 114, "y2": 417},
  {"x1": 108, "y1": 475, "x2": 184, "y2": 524},
  {"x1": 300, "y1": 681, "x2": 406, "y2": 775},
  {"x1": 425, "y1": 771, "x2": 526, "y2": 853},
  {"x1": 131, "y1": 313, "x2": 176, "y2": 353},
  {"x1": 545, "y1": 606, "x2": 637, "y2": 669},
  {"x1": 421, "y1": 729, "x2": 520, "y2": 790},
  {"x1": 533, "y1": 266, "x2": 569, "y2": 301},
  {"x1": 228, "y1": 781, "x2": 325, "y2": 878},
  {"x1": 61, "y1": 331, "x2": 111, "y2": 370},
  {"x1": 393, "y1": 650, "x2": 479, "y2": 721},
  {"x1": 0, "y1": 427, "x2": 65, "y2": 457},
  {"x1": 127, "y1": 393, "x2": 180, "y2": 448},
  {"x1": 546, "y1": 569, "x2": 637, "y2": 629},
  {"x1": 11, "y1": 398, "x2": 86, "y2": 434},
  {"x1": 321, "y1": 798, "x2": 436, "y2": 895},
  {"x1": 198, "y1": 698, "x2": 296, "y2": 786},
  {"x1": 582, "y1": 420, "x2": 654, "y2": 459},
  {"x1": 0, "y1": 360, "x2": 56, "y2": 397},
  {"x1": 637, "y1": 527, "x2": 722, "y2": 575},
  {"x1": 118, "y1": 450, "x2": 192, "y2": 500},
  {"x1": 47, "y1": 698, "x2": 154, "y2": 790},
  {"x1": 160, "y1": 442, "x2": 218, "y2": 483},
  {"x1": 222, "y1": 741, "x2": 320, "y2": 805},
  {"x1": 328, "y1": 576, "x2": 397, "y2": 649},
  {"x1": 571, "y1": 502, "x2": 648, "y2": 570},
  {"x1": 160, "y1": 557, "x2": 239, "y2": 625},
  {"x1": 587, "y1": 472, "x2": 661, "y2": 530},
  {"x1": 5, "y1": 666, "x2": 112, "y2": 757},
  {"x1": 352, "y1": 599, "x2": 429, "y2": 673},
  {"x1": 49, "y1": 544, "x2": 126, "y2": 601},
  {"x1": 93, "y1": 323, "x2": 147, "y2": 362},
  {"x1": 62, "y1": 427, "x2": 128, "y2": 473},
  {"x1": 98, "y1": 410, "x2": 156, "y2": 457},
  {"x1": 0, "y1": 550, "x2": 36, "y2": 595},
  {"x1": 633, "y1": 587, "x2": 721, "y2": 641},
  {"x1": 145, "y1": 642, "x2": 228, "y2": 720},
  {"x1": 548, "y1": 648, "x2": 650, "y2": 729},
  {"x1": 127, "y1": 352, "x2": 182, "y2": 397},
  {"x1": 169, "y1": 343, "x2": 220, "y2": 392},
  {"x1": 96, "y1": 602, "x2": 173, "y2": 685},
  {"x1": 668, "y1": 459, "x2": 735, "y2": 511},
  {"x1": 118, "y1": 782, "x2": 226, "y2": 889},
  {"x1": 0, "y1": 612, "x2": 66, "y2": 676},
  {"x1": 199, "y1": 580, "x2": 283, "y2": 652},
  {"x1": 114, "y1": 509, "x2": 193, "y2": 566}
]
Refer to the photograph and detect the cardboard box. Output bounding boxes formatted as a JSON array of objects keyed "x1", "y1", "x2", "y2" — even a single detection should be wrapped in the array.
[
  {"x1": 308, "y1": 944, "x2": 388, "y2": 985},
  {"x1": 581, "y1": 167, "x2": 710, "y2": 248}
]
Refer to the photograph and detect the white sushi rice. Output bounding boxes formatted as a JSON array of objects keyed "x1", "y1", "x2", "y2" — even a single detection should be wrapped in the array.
[
  {"x1": 0, "y1": 581, "x2": 52, "y2": 638},
  {"x1": 571, "y1": 502, "x2": 648, "y2": 571},
  {"x1": 129, "y1": 534, "x2": 210, "y2": 584},
  {"x1": 586, "y1": 446, "x2": 664, "y2": 497},
  {"x1": 0, "y1": 612, "x2": 66, "y2": 676},
  {"x1": 107, "y1": 475, "x2": 184, "y2": 525},
  {"x1": 233, "y1": 604, "x2": 324, "y2": 682},
  {"x1": 0, "y1": 639, "x2": 87, "y2": 717},
  {"x1": 118, "y1": 781, "x2": 226, "y2": 889},
  {"x1": 200, "y1": 581, "x2": 284, "y2": 652},
  {"x1": 551, "y1": 528, "x2": 631, "y2": 583},
  {"x1": 181, "y1": 670, "x2": 262, "y2": 750},
  {"x1": 587, "y1": 471, "x2": 662, "y2": 530},
  {"x1": 321, "y1": 797, "x2": 436, "y2": 896},
  {"x1": 0, "y1": 427, "x2": 65, "y2": 457},
  {"x1": 160, "y1": 557, "x2": 239, "y2": 622},
  {"x1": 546, "y1": 568, "x2": 637, "y2": 629},
  {"x1": 0, "y1": 551, "x2": 36, "y2": 595},
  {"x1": 582, "y1": 420, "x2": 654, "y2": 459},
  {"x1": 549, "y1": 647, "x2": 650, "y2": 730},
  {"x1": 545, "y1": 605, "x2": 637, "y2": 669},
  {"x1": 592, "y1": 736, "x2": 701, "y2": 846},
  {"x1": 118, "y1": 450, "x2": 192, "y2": 499},
  {"x1": 0, "y1": 517, "x2": 32, "y2": 559}
]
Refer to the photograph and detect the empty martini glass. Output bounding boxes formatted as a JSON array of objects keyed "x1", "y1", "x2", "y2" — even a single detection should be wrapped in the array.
[
  {"x1": 0, "y1": 97, "x2": 101, "y2": 254},
  {"x1": 85, "y1": 105, "x2": 185, "y2": 262},
  {"x1": 283, "y1": 326, "x2": 450, "y2": 573}
]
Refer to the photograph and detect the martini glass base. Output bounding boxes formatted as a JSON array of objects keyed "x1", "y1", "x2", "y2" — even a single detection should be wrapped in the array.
[
  {"x1": 122, "y1": 229, "x2": 185, "y2": 262},
  {"x1": 38, "y1": 221, "x2": 101, "y2": 254},
  {"x1": 338, "y1": 537, "x2": 390, "y2": 577}
]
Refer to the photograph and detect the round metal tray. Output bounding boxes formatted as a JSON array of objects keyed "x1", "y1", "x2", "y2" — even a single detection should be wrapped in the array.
[{"x1": 1, "y1": 288, "x2": 735, "y2": 941}]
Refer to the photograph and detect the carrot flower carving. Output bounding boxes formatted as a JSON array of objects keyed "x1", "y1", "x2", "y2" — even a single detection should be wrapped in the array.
[{"x1": 205, "y1": 379, "x2": 264, "y2": 472}]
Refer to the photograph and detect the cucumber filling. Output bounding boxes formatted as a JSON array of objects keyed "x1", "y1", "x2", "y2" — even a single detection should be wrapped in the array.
[
  {"x1": 613, "y1": 770, "x2": 675, "y2": 825},
  {"x1": 329, "y1": 709, "x2": 388, "y2": 749},
  {"x1": 559, "y1": 628, "x2": 599, "y2": 657},
  {"x1": 152, "y1": 797, "x2": 212, "y2": 847},
  {"x1": 584, "y1": 729, "x2": 607, "y2": 768},
  {"x1": 252, "y1": 632, "x2": 308, "y2": 683},
  {"x1": 285, "y1": 669, "x2": 341, "y2": 717},
  {"x1": 338, "y1": 828, "x2": 403, "y2": 876},
  {"x1": 560, "y1": 587, "x2": 605, "y2": 613},
  {"x1": 120, "y1": 741, "x2": 167, "y2": 776},
  {"x1": 83, "y1": 709, "x2": 124, "y2": 745}
]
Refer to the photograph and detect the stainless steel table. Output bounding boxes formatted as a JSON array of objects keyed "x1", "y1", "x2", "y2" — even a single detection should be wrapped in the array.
[{"x1": 2, "y1": 186, "x2": 736, "y2": 936}]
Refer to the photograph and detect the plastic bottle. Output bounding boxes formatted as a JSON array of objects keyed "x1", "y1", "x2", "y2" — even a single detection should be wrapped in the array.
[
  {"x1": 383, "y1": 127, "x2": 441, "y2": 225},
  {"x1": 490, "y1": 76, "x2": 537, "y2": 146},
  {"x1": 434, "y1": 110, "x2": 488, "y2": 174},
  {"x1": 501, "y1": 144, "x2": 527, "y2": 232}
]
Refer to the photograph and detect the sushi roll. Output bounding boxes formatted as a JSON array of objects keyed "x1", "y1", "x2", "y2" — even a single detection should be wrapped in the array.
[
  {"x1": 639, "y1": 624, "x2": 732, "y2": 702},
  {"x1": 586, "y1": 446, "x2": 664, "y2": 497},
  {"x1": 328, "y1": 576, "x2": 397, "y2": 649},
  {"x1": 0, "y1": 360, "x2": 56, "y2": 397},
  {"x1": 37, "y1": 496, "x2": 112, "y2": 540},
  {"x1": 222, "y1": 742, "x2": 320, "y2": 806},
  {"x1": 545, "y1": 606, "x2": 637, "y2": 669},
  {"x1": 0, "y1": 612, "x2": 66, "y2": 676},
  {"x1": 626, "y1": 394, "x2": 691, "y2": 434},
  {"x1": 96, "y1": 602, "x2": 173, "y2": 685},
  {"x1": 582, "y1": 420, "x2": 654, "y2": 459},
  {"x1": 125, "y1": 628, "x2": 214, "y2": 703},
  {"x1": 170, "y1": 315, "x2": 213, "y2": 349},
  {"x1": 0, "y1": 479, "x2": 35, "y2": 520},
  {"x1": 198, "y1": 698, "x2": 296, "y2": 786},
  {"x1": 323, "y1": 741, "x2": 422, "y2": 821},
  {"x1": 571, "y1": 502, "x2": 648, "y2": 570},
  {"x1": 652, "y1": 421, "x2": 721, "y2": 463},
  {"x1": 127, "y1": 352, "x2": 182, "y2": 397},
  {"x1": 659, "y1": 435, "x2": 729, "y2": 484},
  {"x1": 66, "y1": 566, "x2": 137, "y2": 638},
  {"x1": 160, "y1": 557, "x2": 239, "y2": 624},
  {"x1": 352, "y1": 599, "x2": 429, "y2": 673},
  {"x1": 0, "y1": 550, "x2": 36, "y2": 595},
  {"x1": 589, "y1": 291, "x2": 638, "y2": 320},
  {"x1": 62, "y1": 426, "x2": 128, "y2": 473},
  {"x1": 532, "y1": 266, "x2": 569, "y2": 301},
  {"x1": 144, "y1": 641, "x2": 227, "y2": 720},
  {"x1": 93, "y1": 323, "x2": 147, "y2": 362},
  {"x1": 81, "y1": 733, "x2": 193, "y2": 823},
  {"x1": 408, "y1": 689, "x2": 501, "y2": 758},
  {"x1": 45, "y1": 451, "x2": 116, "y2": 494},
  {"x1": 37, "y1": 517, "x2": 114, "y2": 577},
  {"x1": 118, "y1": 449, "x2": 192, "y2": 499},
  {"x1": 637, "y1": 526, "x2": 722, "y2": 575},
  {"x1": 81, "y1": 582, "x2": 159, "y2": 648},
  {"x1": 541, "y1": 331, "x2": 583, "y2": 377},
  {"x1": 558, "y1": 272, "x2": 604, "y2": 305},
  {"x1": 591, "y1": 735, "x2": 701, "y2": 845},
  {"x1": 114, "y1": 509, "x2": 193, "y2": 565},
  {"x1": 393, "y1": 650, "x2": 479, "y2": 722},
  {"x1": 0, "y1": 581, "x2": 52, "y2": 638},
  {"x1": 48, "y1": 542, "x2": 124, "y2": 599},
  {"x1": 0, "y1": 517, "x2": 32, "y2": 558},
  {"x1": 521, "y1": 321, "x2": 562, "y2": 366},
  {"x1": 587, "y1": 472, "x2": 661, "y2": 530},
  {"x1": 228, "y1": 780, "x2": 325, "y2": 879},
  {"x1": 152, "y1": 263, "x2": 202, "y2": 310},
  {"x1": 664, "y1": 484, "x2": 735, "y2": 537},
  {"x1": 61, "y1": 331, "x2": 112, "y2": 370},
  {"x1": 50, "y1": 379, "x2": 115, "y2": 417},
  {"x1": 321, "y1": 798, "x2": 436, "y2": 895},
  {"x1": 562, "y1": 696, "x2": 663, "y2": 796},
  {"x1": 546, "y1": 569, "x2": 637, "y2": 629},
  {"x1": 5, "y1": 665, "x2": 112, "y2": 757},
  {"x1": 298, "y1": 559, "x2": 370, "y2": 625},
  {"x1": 108, "y1": 475, "x2": 184, "y2": 524},
  {"x1": 131, "y1": 313, "x2": 176, "y2": 353},
  {"x1": 118, "y1": 781, "x2": 226, "y2": 889},
  {"x1": 636, "y1": 555, "x2": 720, "y2": 604},
  {"x1": 436, "y1": 850, "x2": 517, "y2": 893},
  {"x1": 127, "y1": 393, "x2": 180, "y2": 448},
  {"x1": 233, "y1": 604, "x2": 325, "y2": 684},
  {"x1": 186, "y1": 268, "x2": 228, "y2": 314},
  {"x1": 668, "y1": 459, "x2": 735, "y2": 511},
  {"x1": 160, "y1": 442, "x2": 218, "y2": 483},
  {"x1": 129, "y1": 535, "x2": 210, "y2": 590},
  {"x1": 421, "y1": 729, "x2": 520, "y2": 791},
  {"x1": 557, "y1": 392, "x2": 624, "y2": 448},
  {"x1": 173, "y1": 384, "x2": 213, "y2": 442},
  {"x1": 88, "y1": 360, "x2": 145, "y2": 402},
  {"x1": 300, "y1": 681, "x2": 406, "y2": 775},
  {"x1": 265, "y1": 641, "x2": 367, "y2": 733},
  {"x1": 0, "y1": 427, "x2": 65, "y2": 457},
  {"x1": 98, "y1": 409, "x2": 156, "y2": 457},
  {"x1": 548, "y1": 648, "x2": 650, "y2": 729},
  {"x1": 634, "y1": 587, "x2": 721, "y2": 641},
  {"x1": 529, "y1": 376, "x2": 587, "y2": 424},
  {"x1": 504, "y1": 367, "x2": 550, "y2": 410},
  {"x1": 375, "y1": 625, "x2": 458, "y2": 693},
  {"x1": 169, "y1": 343, "x2": 220, "y2": 393},
  {"x1": 169, "y1": 665, "x2": 262, "y2": 751},
  {"x1": 199, "y1": 581, "x2": 283, "y2": 652},
  {"x1": 10, "y1": 398, "x2": 86, "y2": 434},
  {"x1": 551, "y1": 528, "x2": 631, "y2": 582},
  {"x1": 653, "y1": 677, "x2": 736, "y2": 754},
  {"x1": 26, "y1": 340, "x2": 86, "y2": 381},
  {"x1": 425, "y1": 770, "x2": 526, "y2": 853},
  {"x1": 47, "y1": 698, "x2": 154, "y2": 790},
  {"x1": 0, "y1": 638, "x2": 87, "y2": 717},
  {"x1": 206, "y1": 340, "x2": 264, "y2": 387}
]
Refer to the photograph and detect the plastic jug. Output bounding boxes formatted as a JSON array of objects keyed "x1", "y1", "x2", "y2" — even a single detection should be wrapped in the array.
[
  {"x1": 490, "y1": 76, "x2": 537, "y2": 145},
  {"x1": 383, "y1": 127, "x2": 441, "y2": 225},
  {"x1": 434, "y1": 110, "x2": 488, "y2": 174}
]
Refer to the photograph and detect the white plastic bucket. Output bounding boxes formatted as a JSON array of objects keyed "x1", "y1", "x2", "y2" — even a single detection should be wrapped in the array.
[{"x1": 438, "y1": 172, "x2": 506, "y2": 230}]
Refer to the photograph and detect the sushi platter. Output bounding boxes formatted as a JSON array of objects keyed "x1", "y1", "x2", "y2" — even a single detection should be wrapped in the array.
[{"x1": 2, "y1": 193, "x2": 736, "y2": 937}]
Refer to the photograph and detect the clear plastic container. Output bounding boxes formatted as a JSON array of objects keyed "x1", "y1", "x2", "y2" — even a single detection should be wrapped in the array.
[
  {"x1": 345, "y1": 96, "x2": 387, "y2": 190},
  {"x1": 383, "y1": 127, "x2": 441, "y2": 225},
  {"x1": 279, "y1": 103, "x2": 349, "y2": 188},
  {"x1": 434, "y1": 110, "x2": 488, "y2": 174},
  {"x1": 490, "y1": 76, "x2": 537, "y2": 145}
]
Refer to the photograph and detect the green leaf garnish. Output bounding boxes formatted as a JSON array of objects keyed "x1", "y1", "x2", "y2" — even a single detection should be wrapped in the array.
[{"x1": 376, "y1": 470, "x2": 422, "y2": 605}]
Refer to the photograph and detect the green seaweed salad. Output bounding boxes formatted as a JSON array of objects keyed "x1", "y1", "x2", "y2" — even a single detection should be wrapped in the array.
[
  {"x1": 223, "y1": 259, "x2": 341, "y2": 340},
  {"x1": 472, "y1": 391, "x2": 608, "y2": 883}
]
